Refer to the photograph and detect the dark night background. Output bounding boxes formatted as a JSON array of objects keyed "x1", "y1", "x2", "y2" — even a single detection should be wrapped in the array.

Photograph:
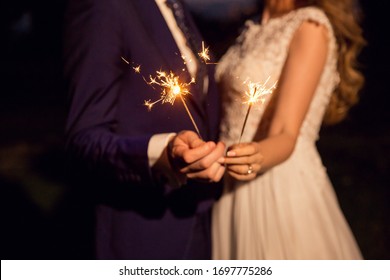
[{"x1": 0, "y1": 0, "x2": 388, "y2": 260}]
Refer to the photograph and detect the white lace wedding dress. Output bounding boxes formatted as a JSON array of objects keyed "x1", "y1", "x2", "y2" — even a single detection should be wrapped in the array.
[{"x1": 212, "y1": 7, "x2": 362, "y2": 259}]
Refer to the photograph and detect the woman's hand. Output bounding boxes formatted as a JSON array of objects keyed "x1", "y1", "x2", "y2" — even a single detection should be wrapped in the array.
[{"x1": 222, "y1": 142, "x2": 264, "y2": 181}]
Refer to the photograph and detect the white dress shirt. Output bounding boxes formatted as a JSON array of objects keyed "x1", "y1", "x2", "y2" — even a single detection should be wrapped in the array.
[{"x1": 148, "y1": 0, "x2": 200, "y2": 175}]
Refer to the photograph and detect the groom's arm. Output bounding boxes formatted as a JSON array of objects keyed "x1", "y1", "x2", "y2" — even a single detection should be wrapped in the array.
[
  {"x1": 64, "y1": 0, "x2": 155, "y2": 185},
  {"x1": 63, "y1": 0, "x2": 224, "y2": 186}
]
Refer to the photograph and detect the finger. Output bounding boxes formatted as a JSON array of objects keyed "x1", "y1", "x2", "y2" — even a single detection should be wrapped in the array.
[
  {"x1": 212, "y1": 164, "x2": 226, "y2": 182},
  {"x1": 226, "y1": 164, "x2": 252, "y2": 175},
  {"x1": 172, "y1": 130, "x2": 198, "y2": 148},
  {"x1": 173, "y1": 130, "x2": 209, "y2": 150},
  {"x1": 227, "y1": 170, "x2": 257, "y2": 181},
  {"x1": 226, "y1": 143, "x2": 259, "y2": 157},
  {"x1": 225, "y1": 149, "x2": 264, "y2": 165},
  {"x1": 223, "y1": 156, "x2": 250, "y2": 165},
  {"x1": 227, "y1": 162, "x2": 262, "y2": 175},
  {"x1": 186, "y1": 162, "x2": 224, "y2": 182},
  {"x1": 173, "y1": 141, "x2": 216, "y2": 164},
  {"x1": 224, "y1": 153, "x2": 262, "y2": 165},
  {"x1": 182, "y1": 141, "x2": 226, "y2": 172},
  {"x1": 189, "y1": 138, "x2": 206, "y2": 149}
]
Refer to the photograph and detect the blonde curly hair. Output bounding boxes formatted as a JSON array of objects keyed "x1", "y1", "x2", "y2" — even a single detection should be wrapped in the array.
[{"x1": 297, "y1": 0, "x2": 366, "y2": 124}]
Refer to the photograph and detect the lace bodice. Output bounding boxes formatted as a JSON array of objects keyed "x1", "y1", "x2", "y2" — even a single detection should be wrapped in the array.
[
  {"x1": 216, "y1": 7, "x2": 339, "y2": 146},
  {"x1": 212, "y1": 8, "x2": 363, "y2": 260}
]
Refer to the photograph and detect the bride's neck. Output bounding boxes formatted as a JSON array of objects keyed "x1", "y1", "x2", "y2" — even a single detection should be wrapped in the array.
[{"x1": 262, "y1": 0, "x2": 295, "y2": 24}]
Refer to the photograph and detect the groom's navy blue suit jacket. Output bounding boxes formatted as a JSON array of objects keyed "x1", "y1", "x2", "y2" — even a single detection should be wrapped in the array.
[{"x1": 63, "y1": 0, "x2": 221, "y2": 259}]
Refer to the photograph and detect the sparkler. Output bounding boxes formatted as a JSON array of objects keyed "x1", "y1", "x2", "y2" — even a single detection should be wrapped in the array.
[
  {"x1": 238, "y1": 77, "x2": 277, "y2": 143},
  {"x1": 145, "y1": 70, "x2": 201, "y2": 137},
  {"x1": 198, "y1": 41, "x2": 217, "y2": 65},
  {"x1": 122, "y1": 56, "x2": 201, "y2": 137}
]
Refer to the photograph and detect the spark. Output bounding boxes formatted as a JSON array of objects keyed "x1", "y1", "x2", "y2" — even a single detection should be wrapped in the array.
[
  {"x1": 144, "y1": 99, "x2": 163, "y2": 111},
  {"x1": 121, "y1": 56, "x2": 130, "y2": 64},
  {"x1": 146, "y1": 70, "x2": 194, "y2": 106},
  {"x1": 121, "y1": 56, "x2": 202, "y2": 137},
  {"x1": 198, "y1": 41, "x2": 210, "y2": 63},
  {"x1": 121, "y1": 56, "x2": 141, "y2": 73},
  {"x1": 238, "y1": 77, "x2": 277, "y2": 143},
  {"x1": 198, "y1": 41, "x2": 217, "y2": 65},
  {"x1": 145, "y1": 70, "x2": 201, "y2": 137},
  {"x1": 133, "y1": 65, "x2": 141, "y2": 73},
  {"x1": 243, "y1": 77, "x2": 277, "y2": 105}
]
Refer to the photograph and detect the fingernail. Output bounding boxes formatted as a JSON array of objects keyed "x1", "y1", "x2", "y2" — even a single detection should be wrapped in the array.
[{"x1": 227, "y1": 151, "x2": 236, "y2": 157}]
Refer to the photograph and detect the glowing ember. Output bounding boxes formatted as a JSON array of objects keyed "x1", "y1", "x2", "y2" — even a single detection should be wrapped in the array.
[
  {"x1": 198, "y1": 41, "x2": 211, "y2": 63},
  {"x1": 121, "y1": 56, "x2": 202, "y2": 138},
  {"x1": 239, "y1": 77, "x2": 277, "y2": 143}
]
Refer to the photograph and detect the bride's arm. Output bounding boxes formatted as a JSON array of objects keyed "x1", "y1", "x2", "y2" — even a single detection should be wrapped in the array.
[{"x1": 224, "y1": 20, "x2": 330, "y2": 181}]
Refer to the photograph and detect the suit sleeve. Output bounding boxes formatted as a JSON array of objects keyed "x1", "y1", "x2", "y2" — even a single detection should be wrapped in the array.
[{"x1": 63, "y1": 0, "x2": 153, "y2": 185}]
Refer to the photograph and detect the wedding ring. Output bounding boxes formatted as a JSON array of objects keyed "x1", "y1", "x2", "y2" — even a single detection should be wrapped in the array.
[{"x1": 247, "y1": 164, "x2": 253, "y2": 174}]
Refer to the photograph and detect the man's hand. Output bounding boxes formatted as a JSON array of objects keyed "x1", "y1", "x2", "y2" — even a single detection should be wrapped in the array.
[{"x1": 168, "y1": 131, "x2": 226, "y2": 183}]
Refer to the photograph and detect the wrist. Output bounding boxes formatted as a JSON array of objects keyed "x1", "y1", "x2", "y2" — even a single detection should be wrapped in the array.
[{"x1": 166, "y1": 136, "x2": 187, "y2": 187}]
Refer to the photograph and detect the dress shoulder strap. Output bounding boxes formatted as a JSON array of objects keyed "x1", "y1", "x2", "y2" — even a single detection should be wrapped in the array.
[{"x1": 283, "y1": 7, "x2": 338, "y2": 66}]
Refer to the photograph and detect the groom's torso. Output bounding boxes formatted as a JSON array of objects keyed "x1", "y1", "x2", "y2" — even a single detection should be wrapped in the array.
[{"x1": 81, "y1": 0, "x2": 222, "y2": 259}]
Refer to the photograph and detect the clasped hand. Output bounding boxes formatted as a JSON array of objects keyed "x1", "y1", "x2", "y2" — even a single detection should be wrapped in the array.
[
  {"x1": 168, "y1": 131, "x2": 226, "y2": 183},
  {"x1": 169, "y1": 131, "x2": 263, "y2": 182},
  {"x1": 220, "y1": 142, "x2": 264, "y2": 181}
]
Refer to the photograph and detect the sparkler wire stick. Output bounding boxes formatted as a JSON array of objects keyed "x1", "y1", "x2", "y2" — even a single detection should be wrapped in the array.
[
  {"x1": 180, "y1": 95, "x2": 201, "y2": 138},
  {"x1": 238, "y1": 90, "x2": 255, "y2": 144}
]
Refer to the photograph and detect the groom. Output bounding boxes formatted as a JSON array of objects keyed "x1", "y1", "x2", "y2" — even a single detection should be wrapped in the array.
[{"x1": 63, "y1": 0, "x2": 225, "y2": 259}]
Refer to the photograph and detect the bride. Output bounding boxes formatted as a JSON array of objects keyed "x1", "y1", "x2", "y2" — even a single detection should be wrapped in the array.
[{"x1": 212, "y1": 0, "x2": 365, "y2": 259}]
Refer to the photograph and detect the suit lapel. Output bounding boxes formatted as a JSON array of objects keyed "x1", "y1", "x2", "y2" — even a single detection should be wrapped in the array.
[{"x1": 131, "y1": 0, "x2": 206, "y2": 117}]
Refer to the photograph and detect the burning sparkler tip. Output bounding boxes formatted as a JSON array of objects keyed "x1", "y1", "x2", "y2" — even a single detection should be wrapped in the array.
[
  {"x1": 198, "y1": 41, "x2": 211, "y2": 63},
  {"x1": 238, "y1": 77, "x2": 278, "y2": 143}
]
